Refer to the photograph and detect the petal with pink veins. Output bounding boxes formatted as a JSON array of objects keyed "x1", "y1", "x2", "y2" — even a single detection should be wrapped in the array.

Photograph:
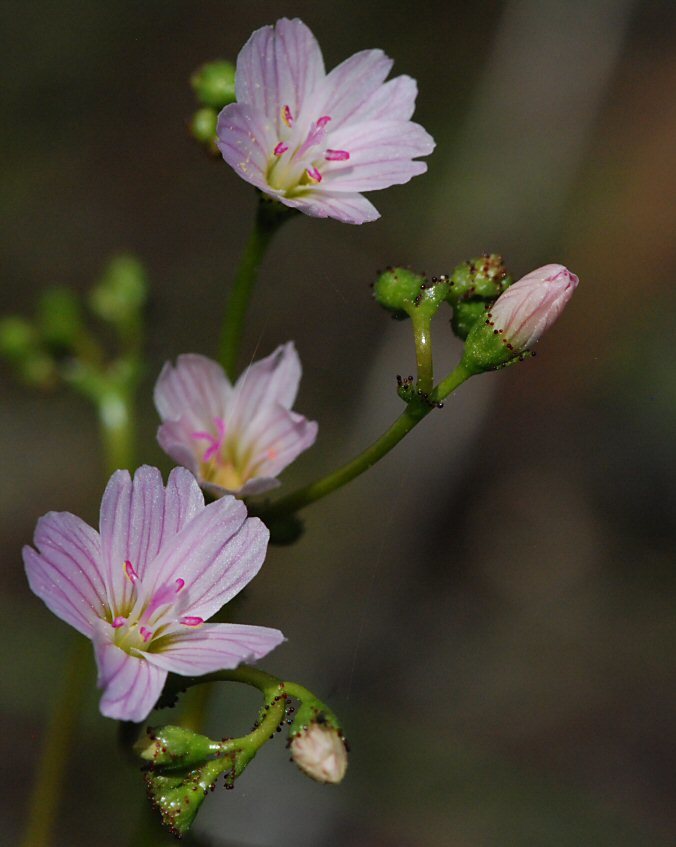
[
  {"x1": 144, "y1": 623, "x2": 285, "y2": 676},
  {"x1": 317, "y1": 49, "x2": 393, "y2": 130},
  {"x1": 230, "y1": 342, "x2": 302, "y2": 429},
  {"x1": 323, "y1": 120, "x2": 435, "y2": 192},
  {"x1": 93, "y1": 621, "x2": 167, "y2": 722},
  {"x1": 142, "y1": 499, "x2": 269, "y2": 622},
  {"x1": 23, "y1": 512, "x2": 105, "y2": 637},
  {"x1": 281, "y1": 190, "x2": 381, "y2": 224},
  {"x1": 154, "y1": 354, "x2": 231, "y2": 429},
  {"x1": 235, "y1": 17, "x2": 325, "y2": 132}
]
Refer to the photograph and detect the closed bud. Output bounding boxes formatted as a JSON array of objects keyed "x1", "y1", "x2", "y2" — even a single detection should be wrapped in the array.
[
  {"x1": 447, "y1": 254, "x2": 512, "y2": 340},
  {"x1": 135, "y1": 725, "x2": 222, "y2": 769},
  {"x1": 89, "y1": 255, "x2": 147, "y2": 325},
  {"x1": 191, "y1": 60, "x2": 236, "y2": 109},
  {"x1": 374, "y1": 267, "x2": 449, "y2": 321},
  {"x1": 190, "y1": 107, "x2": 219, "y2": 150},
  {"x1": 290, "y1": 722, "x2": 348, "y2": 784},
  {"x1": 462, "y1": 264, "x2": 579, "y2": 373}
]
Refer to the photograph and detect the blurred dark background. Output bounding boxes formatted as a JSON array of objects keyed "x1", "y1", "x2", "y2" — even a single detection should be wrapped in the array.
[{"x1": 1, "y1": 1, "x2": 675, "y2": 845}]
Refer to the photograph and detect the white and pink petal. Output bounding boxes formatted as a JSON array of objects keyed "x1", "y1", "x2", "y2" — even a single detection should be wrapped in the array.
[
  {"x1": 23, "y1": 511, "x2": 106, "y2": 637},
  {"x1": 93, "y1": 621, "x2": 167, "y2": 721},
  {"x1": 144, "y1": 623, "x2": 285, "y2": 676}
]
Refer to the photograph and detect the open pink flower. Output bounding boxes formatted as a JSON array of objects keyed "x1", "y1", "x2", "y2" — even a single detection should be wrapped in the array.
[
  {"x1": 488, "y1": 264, "x2": 579, "y2": 350},
  {"x1": 23, "y1": 466, "x2": 283, "y2": 722},
  {"x1": 216, "y1": 17, "x2": 435, "y2": 224},
  {"x1": 154, "y1": 342, "x2": 317, "y2": 498}
]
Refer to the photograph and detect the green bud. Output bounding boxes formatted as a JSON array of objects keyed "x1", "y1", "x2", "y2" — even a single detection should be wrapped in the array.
[
  {"x1": 190, "y1": 107, "x2": 218, "y2": 147},
  {"x1": 447, "y1": 254, "x2": 511, "y2": 305},
  {"x1": 446, "y1": 254, "x2": 512, "y2": 340},
  {"x1": 450, "y1": 299, "x2": 490, "y2": 341},
  {"x1": 89, "y1": 255, "x2": 147, "y2": 326},
  {"x1": 373, "y1": 268, "x2": 449, "y2": 321},
  {"x1": 135, "y1": 725, "x2": 223, "y2": 770},
  {"x1": 145, "y1": 762, "x2": 222, "y2": 838},
  {"x1": 191, "y1": 60, "x2": 236, "y2": 109},
  {"x1": 37, "y1": 288, "x2": 83, "y2": 350},
  {"x1": 0, "y1": 317, "x2": 39, "y2": 362}
]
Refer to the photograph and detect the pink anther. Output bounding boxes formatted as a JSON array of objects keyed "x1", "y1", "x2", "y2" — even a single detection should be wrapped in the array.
[
  {"x1": 139, "y1": 626, "x2": 153, "y2": 643},
  {"x1": 281, "y1": 105, "x2": 294, "y2": 127},
  {"x1": 316, "y1": 115, "x2": 331, "y2": 128},
  {"x1": 124, "y1": 560, "x2": 139, "y2": 584},
  {"x1": 191, "y1": 416, "x2": 226, "y2": 463},
  {"x1": 273, "y1": 141, "x2": 289, "y2": 156},
  {"x1": 306, "y1": 166, "x2": 323, "y2": 183},
  {"x1": 175, "y1": 578, "x2": 185, "y2": 592},
  {"x1": 112, "y1": 616, "x2": 126, "y2": 629},
  {"x1": 325, "y1": 149, "x2": 350, "y2": 161},
  {"x1": 180, "y1": 616, "x2": 204, "y2": 627}
]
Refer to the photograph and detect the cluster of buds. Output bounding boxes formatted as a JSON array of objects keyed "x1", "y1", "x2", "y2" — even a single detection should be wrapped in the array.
[
  {"x1": 189, "y1": 60, "x2": 236, "y2": 155},
  {"x1": 373, "y1": 257, "x2": 578, "y2": 383}
]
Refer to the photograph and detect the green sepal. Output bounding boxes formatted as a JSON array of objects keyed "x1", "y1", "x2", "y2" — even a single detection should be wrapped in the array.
[
  {"x1": 135, "y1": 725, "x2": 224, "y2": 770},
  {"x1": 461, "y1": 315, "x2": 534, "y2": 374},
  {"x1": 191, "y1": 60, "x2": 236, "y2": 109},
  {"x1": 289, "y1": 698, "x2": 343, "y2": 739},
  {"x1": 145, "y1": 758, "x2": 227, "y2": 838}
]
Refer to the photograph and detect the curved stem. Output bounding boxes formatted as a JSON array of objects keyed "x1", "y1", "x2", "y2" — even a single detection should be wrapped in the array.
[
  {"x1": 218, "y1": 198, "x2": 294, "y2": 379},
  {"x1": 410, "y1": 310, "x2": 434, "y2": 394},
  {"x1": 259, "y1": 362, "x2": 473, "y2": 520},
  {"x1": 20, "y1": 637, "x2": 90, "y2": 847}
]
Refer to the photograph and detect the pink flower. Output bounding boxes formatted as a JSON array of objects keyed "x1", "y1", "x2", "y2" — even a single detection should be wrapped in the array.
[
  {"x1": 23, "y1": 466, "x2": 283, "y2": 722},
  {"x1": 488, "y1": 264, "x2": 579, "y2": 350},
  {"x1": 216, "y1": 17, "x2": 435, "y2": 224},
  {"x1": 154, "y1": 343, "x2": 317, "y2": 498}
]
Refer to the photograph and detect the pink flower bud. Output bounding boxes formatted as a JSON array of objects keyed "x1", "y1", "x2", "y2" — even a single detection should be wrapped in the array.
[
  {"x1": 488, "y1": 264, "x2": 579, "y2": 350},
  {"x1": 290, "y1": 724, "x2": 348, "y2": 784}
]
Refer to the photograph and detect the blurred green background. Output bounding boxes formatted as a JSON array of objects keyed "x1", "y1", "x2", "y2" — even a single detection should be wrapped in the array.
[{"x1": 1, "y1": 1, "x2": 675, "y2": 845}]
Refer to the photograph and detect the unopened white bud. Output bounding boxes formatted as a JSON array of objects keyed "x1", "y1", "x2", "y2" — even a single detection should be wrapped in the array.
[{"x1": 290, "y1": 724, "x2": 348, "y2": 784}]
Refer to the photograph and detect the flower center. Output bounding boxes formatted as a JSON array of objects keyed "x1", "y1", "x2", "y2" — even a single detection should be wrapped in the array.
[
  {"x1": 111, "y1": 560, "x2": 202, "y2": 653},
  {"x1": 266, "y1": 106, "x2": 350, "y2": 195},
  {"x1": 191, "y1": 416, "x2": 248, "y2": 492}
]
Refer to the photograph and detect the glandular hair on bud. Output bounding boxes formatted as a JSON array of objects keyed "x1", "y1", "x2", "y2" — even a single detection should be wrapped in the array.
[
  {"x1": 290, "y1": 724, "x2": 348, "y2": 784},
  {"x1": 446, "y1": 254, "x2": 511, "y2": 305}
]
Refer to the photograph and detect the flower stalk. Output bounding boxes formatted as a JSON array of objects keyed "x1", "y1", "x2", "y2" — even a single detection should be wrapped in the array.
[
  {"x1": 258, "y1": 362, "x2": 473, "y2": 522},
  {"x1": 218, "y1": 196, "x2": 295, "y2": 379}
]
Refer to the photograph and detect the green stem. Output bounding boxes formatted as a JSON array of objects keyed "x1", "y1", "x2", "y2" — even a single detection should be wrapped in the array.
[
  {"x1": 20, "y1": 638, "x2": 90, "y2": 847},
  {"x1": 98, "y1": 387, "x2": 135, "y2": 472},
  {"x1": 260, "y1": 362, "x2": 473, "y2": 521},
  {"x1": 218, "y1": 198, "x2": 294, "y2": 379},
  {"x1": 409, "y1": 310, "x2": 434, "y2": 394}
]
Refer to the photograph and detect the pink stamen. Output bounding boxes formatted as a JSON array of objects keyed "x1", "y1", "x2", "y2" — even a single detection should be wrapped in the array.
[
  {"x1": 306, "y1": 166, "x2": 322, "y2": 183},
  {"x1": 325, "y1": 149, "x2": 350, "y2": 161},
  {"x1": 124, "y1": 560, "x2": 139, "y2": 584},
  {"x1": 273, "y1": 141, "x2": 289, "y2": 156},
  {"x1": 297, "y1": 116, "x2": 332, "y2": 160},
  {"x1": 112, "y1": 616, "x2": 126, "y2": 628},
  {"x1": 316, "y1": 115, "x2": 331, "y2": 128},
  {"x1": 191, "y1": 416, "x2": 226, "y2": 463},
  {"x1": 180, "y1": 616, "x2": 204, "y2": 627},
  {"x1": 281, "y1": 105, "x2": 294, "y2": 128},
  {"x1": 139, "y1": 626, "x2": 153, "y2": 643},
  {"x1": 143, "y1": 578, "x2": 186, "y2": 622}
]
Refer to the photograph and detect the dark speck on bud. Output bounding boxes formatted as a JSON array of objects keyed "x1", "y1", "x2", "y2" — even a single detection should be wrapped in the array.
[
  {"x1": 447, "y1": 254, "x2": 513, "y2": 340},
  {"x1": 191, "y1": 60, "x2": 236, "y2": 110}
]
